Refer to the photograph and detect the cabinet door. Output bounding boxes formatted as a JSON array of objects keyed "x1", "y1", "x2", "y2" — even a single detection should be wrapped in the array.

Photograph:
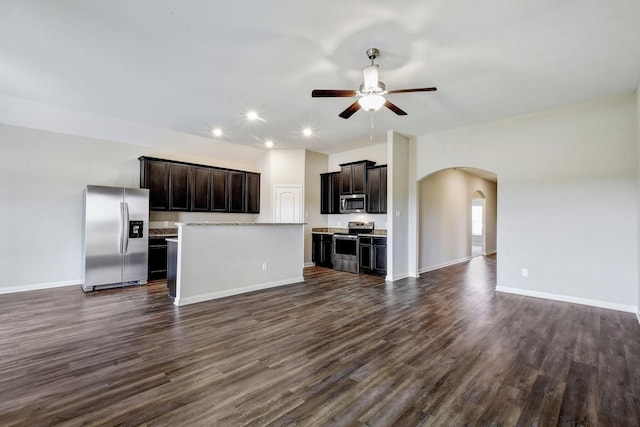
[
  {"x1": 142, "y1": 159, "x2": 169, "y2": 210},
  {"x1": 379, "y1": 166, "x2": 387, "y2": 214},
  {"x1": 373, "y1": 243, "x2": 387, "y2": 274},
  {"x1": 322, "y1": 172, "x2": 341, "y2": 214},
  {"x1": 169, "y1": 163, "x2": 190, "y2": 211},
  {"x1": 352, "y1": 162, "x2": 367, "y2": 194},
  {"x1": 321, "y1": 237, "x2": 333, "y2": 267},
  {"x1": 340, "y1": 165, "x2": 352, "y2": 195},
  {"x1": 367, "y1": 167, "x2": 381, "y2": 213},
  {"x1": 312, "y1": 234, "x2": 322, "y2": 264},
  {"x1": 359, "y1": 243, "x2": 372, "y2": 271},
  {"x1": 148, "y1": 238, "x2": 168, "y2": 280},
  {"x1": 320, "y1": 173, "x2": 335, "y2": 214},
  {"x1": 331, "y1": 173, "x2": 341, "y2": 213},
  {"x1": 229, "y1": 171, "x2": 246, "y2": 213},
  {"x1": 245, "y1": 172, "x2": 260, "y2": 213},
  {"x1": 191, "y1": 166, "x2": 211, "y2": 211},
  {"x1": 211, "y1": 169, "x2": 229, "y2": 212}
]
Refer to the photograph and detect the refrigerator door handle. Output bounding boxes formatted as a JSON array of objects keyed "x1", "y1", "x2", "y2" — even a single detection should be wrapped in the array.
[
  {"x1": 118, "y1": 202, "x2": 125, "y2": 254},
  {"x1": 122, "y1": 202, "x2": 130, "y2": 253}
]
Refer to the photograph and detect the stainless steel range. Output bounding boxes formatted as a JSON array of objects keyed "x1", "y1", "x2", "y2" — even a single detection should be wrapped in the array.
[{"x1": 333, "y1": 221, "x2": 374, "y2": 273}]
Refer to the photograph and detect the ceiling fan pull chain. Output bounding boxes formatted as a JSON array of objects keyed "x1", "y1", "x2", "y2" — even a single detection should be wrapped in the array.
[{"x1": 370, "y1": 111, "x2": 375, "y2": 143}]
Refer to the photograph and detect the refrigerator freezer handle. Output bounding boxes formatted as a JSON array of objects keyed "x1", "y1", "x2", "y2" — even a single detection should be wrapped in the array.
[{"x1": 122, "y1": 202, "x2": 130, "y2": 253}]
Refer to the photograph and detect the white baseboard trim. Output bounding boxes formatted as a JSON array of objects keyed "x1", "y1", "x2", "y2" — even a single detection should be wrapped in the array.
[
  {"x1": 303, "y1": 262, "x2": 315, "y2": 268},
  {"x1": 174, "y1": 276, "x2": 305, "y2": 306},
  {"x1": 0, "y1": 279, "x2": 80, "y2": 294},
  {"x1": 419, "y1": 256, "x2": 473, "y2": 274},
  {"x1": 386, "y1": 273, "x2": 411, "y2": 282},
  {"x1": 495, "y1": 286, "x2": 638, "y2": 314}
]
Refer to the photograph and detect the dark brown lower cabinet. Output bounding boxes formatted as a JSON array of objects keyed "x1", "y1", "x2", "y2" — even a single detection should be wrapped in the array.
[
  {"x1": 166, "y1": 239, "x2": 177, "y2": 298},
  {"x1": 148, "y1": 237, "x2": 169, "y2": 280},
  {"x1": 358, "y1": 236, "x2": 387, "y2": 276},
  {"x1": 312, "y1": 233, "x2": 333, "y2": 268}
]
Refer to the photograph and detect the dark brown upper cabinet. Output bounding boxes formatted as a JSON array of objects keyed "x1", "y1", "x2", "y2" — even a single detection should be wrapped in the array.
[
  {"x1": 366, "y1": 165, "x2": 387, "y2": 214},
  {"x1": 228, "y1": 171, "x2": 246, "y2": 213},
  {"x1": 340, "y1": 160, "x2": 375, "y2": 195},
  {"x1": 246, "y1": 172, "x2": 260, "y2": 214},
  {"x1": 211, "y1": 169, "x2": 230, "y2": 212},
  {"x1": 320, "y1": 172, "x2": 340, "y2": 214},
  {"x1": 191, "y1": 166, "x2": 212, "y2": 212},
  {"x1": 139, "y1": 156, "x2": 259, "y2": 213},
  {"x1": 168, "y1": 163, "x2": 191, "y2": 211},
  {"x1": 140, "y1": 158, "x2": 170, "y2": 210}
]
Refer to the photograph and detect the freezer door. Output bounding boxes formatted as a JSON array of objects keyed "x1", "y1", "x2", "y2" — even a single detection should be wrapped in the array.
[
  {"x1": 84, "y1": 186, "x2": 125, "y2": 286},
  {"x1": 122, "y1": 188, "x2": 149, "y2": 283}
]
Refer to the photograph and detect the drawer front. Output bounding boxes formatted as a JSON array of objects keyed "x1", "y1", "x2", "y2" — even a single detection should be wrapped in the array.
[
  {"x1": 359, "y1": 236, "x2": 372, "y2": 245},
  {"x1": 373, "y1": 237, "x2": 387, "y2": 246}
]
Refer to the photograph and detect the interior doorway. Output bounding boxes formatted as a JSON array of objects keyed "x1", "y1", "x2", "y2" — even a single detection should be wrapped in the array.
[{"x1": 471, "y1": 191, "x2": 486, "y2": 257}]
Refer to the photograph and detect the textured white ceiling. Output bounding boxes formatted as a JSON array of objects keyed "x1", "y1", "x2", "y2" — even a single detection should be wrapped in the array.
[{"x1": 2, "y1": 0, "x2": 639, "y2": 154}]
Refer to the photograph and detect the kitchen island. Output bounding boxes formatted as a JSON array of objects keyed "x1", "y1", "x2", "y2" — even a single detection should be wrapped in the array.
[{"x1": 171, "y1": 222, "x2": 304, "y2": 306}]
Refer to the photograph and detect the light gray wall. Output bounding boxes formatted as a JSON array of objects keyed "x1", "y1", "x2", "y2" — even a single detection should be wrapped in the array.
[
  {"x1": 418, "y1": 169, "x2": 497, "y2": 271},
  {"x1": 0, "y1": 123, "x2": 262, "y2": 292},
  {"x1": 637, "y1": 83, "x2": 640, "y2": 319},
  {"x1": 388, "y1": 131, "x2": 411, "y2": 281},
  {"x1": 304, "y1": 150, "x2": 329, "y2": 264},
  {"x1": 414, "y1": 94, "x2": 638, "y2": 311}
]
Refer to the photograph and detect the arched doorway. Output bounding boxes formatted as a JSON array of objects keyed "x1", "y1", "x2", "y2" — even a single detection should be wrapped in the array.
[{"x1": 417, "y1": 167, "x2": 497, "y2": 273}]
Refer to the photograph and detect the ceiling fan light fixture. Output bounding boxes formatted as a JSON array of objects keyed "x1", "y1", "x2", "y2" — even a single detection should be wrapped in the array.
[
  {"x1": 362, "y1": 64, "x2": 379, "y2": 91},
  {"x1": 358, "y1": 94, "x2": 385, "y2": 111}
]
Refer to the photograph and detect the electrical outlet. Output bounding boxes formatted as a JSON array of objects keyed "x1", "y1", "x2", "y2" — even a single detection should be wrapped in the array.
[
  {"x1": 521, "y1": 268, "x2": 528, "y2": 277},
  {"x1": 262, "y1": 262, "x2": 267, "y2": 271}
]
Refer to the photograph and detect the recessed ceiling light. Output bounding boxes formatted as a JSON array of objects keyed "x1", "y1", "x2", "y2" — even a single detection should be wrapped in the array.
[
  {"x1": 265, "y1": 140, "x2": 274, "y2": 148},
  {"x1": 212, "y1": 128, "x2": 223, "y2": 137},
  {"x1": 246, "y1": 111, "x2": 259, "y2": 121},
  {"x1": 302, "y1": 128, "x2": 312, "y2": 136}
]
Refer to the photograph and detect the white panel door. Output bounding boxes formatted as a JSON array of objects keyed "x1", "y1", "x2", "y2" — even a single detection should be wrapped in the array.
[{"x1": 274, "y1": 185, "x2": 302, "y2": 223}]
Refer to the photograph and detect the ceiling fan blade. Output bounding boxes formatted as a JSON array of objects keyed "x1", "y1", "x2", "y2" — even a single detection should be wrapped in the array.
[
  {"x1": 312, "y1": 89, "x2": 357, "y2": 98},
  {"x1": 387, "y1": 87, "x2": 437, "y2": 94},
  {"x1": 384, "y1": 100, "x2": 407, "y2": 116},
  {"x1": 338, "y1": 101, "x2": 361, "y2": 119}
]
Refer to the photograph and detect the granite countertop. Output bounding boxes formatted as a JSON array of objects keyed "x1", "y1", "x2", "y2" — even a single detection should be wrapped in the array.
[
  {"x1": 311, "y1": 228, "x2": 387, "y2": 236},
  {"x1": 149, "y1": 228, "x2": 178, "y2": 237},
  {"x1": 176, "y1": 222, "x2": 306, "y2": 226}
]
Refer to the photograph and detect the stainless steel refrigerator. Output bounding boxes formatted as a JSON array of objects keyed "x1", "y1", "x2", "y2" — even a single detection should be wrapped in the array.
[{"x1": 82, "y1": 185, "x2": 149, "y2": 292}]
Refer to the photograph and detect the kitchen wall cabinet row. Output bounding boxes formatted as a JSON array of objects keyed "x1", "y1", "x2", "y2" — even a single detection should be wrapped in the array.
[
  {"x1": 320, "y1": 161, "x2": 387, "y2": 214},
  {"x1": 139, "y1": 157, "x2": 259, "y2": 213}
]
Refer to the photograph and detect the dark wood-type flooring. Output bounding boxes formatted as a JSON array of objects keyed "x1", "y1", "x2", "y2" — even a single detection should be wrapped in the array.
[{"x1": 1, "y1": 255, "x2": 639, "y2": 426}]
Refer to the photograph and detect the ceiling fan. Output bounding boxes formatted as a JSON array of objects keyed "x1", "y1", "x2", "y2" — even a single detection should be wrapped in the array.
[{"x1": 312, "y1": 48, "x2": 437, "y2": 119}]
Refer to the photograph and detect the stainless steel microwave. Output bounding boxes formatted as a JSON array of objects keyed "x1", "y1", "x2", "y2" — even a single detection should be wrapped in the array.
[{"x1": 340, "y1": 194, "x2": 366, "y2": 213}]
